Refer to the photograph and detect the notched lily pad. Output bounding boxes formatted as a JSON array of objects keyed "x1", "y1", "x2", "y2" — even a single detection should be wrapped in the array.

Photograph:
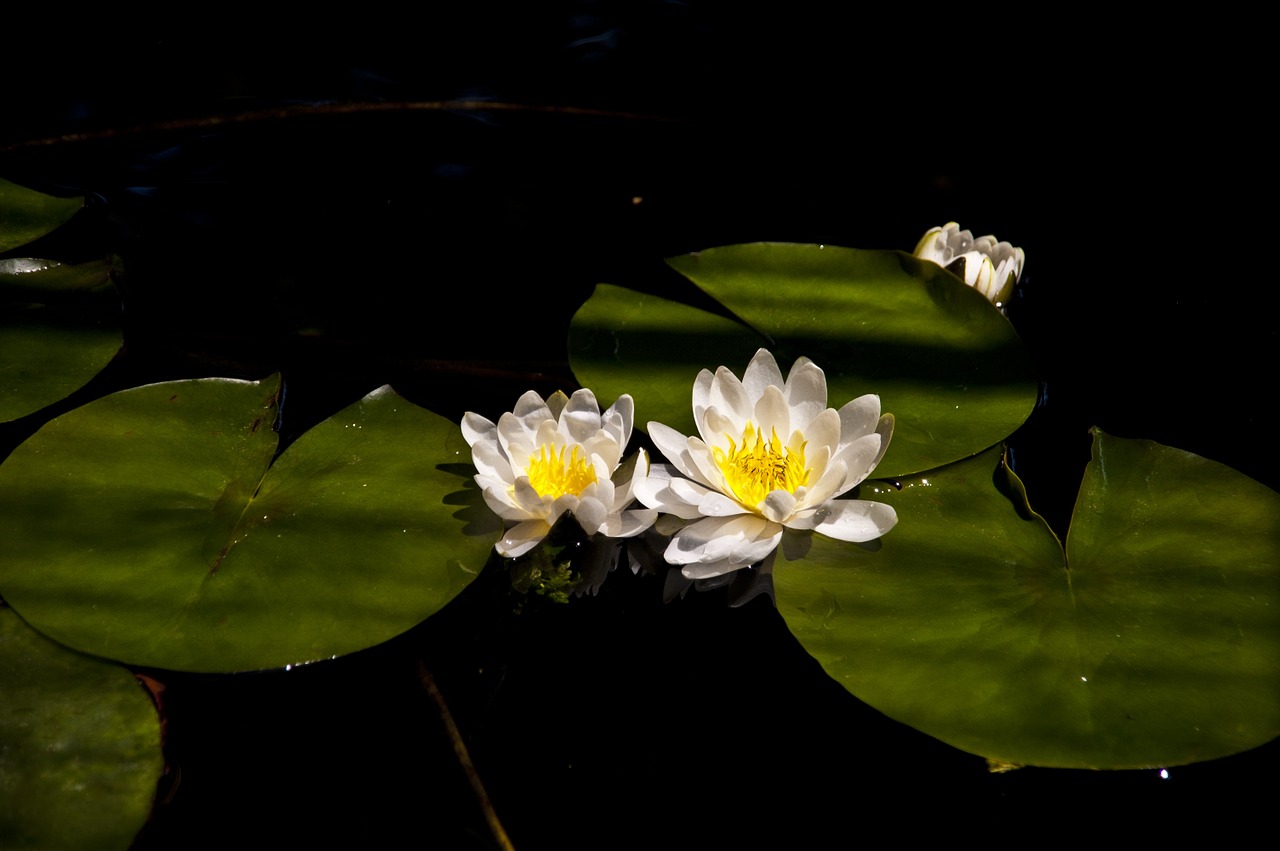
[
  {"x1": 0, "y1": 375, "x2": 499, "y2": 672},
  {"x1": 0, "y1": 606, "x2": 162, "y2": 850},
  {"x1": 568, "y1": 243, "x2": 1038, "y2": 477},
  {"x1": 774, "y1": 431, "x2": 1280, "y2": 769}
]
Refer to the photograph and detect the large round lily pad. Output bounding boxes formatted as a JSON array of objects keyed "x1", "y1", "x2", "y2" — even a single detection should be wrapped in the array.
[
  {"x1": 0, "y1": 606, "x2": 162, "y2": 850},
  {"x1": 774, "y1": 431, "x2": 1280, "y2": 769},
  {"x1": 0, "y1": 375, "x2": 500, "y2": 672},
  {"x1": 569, "y1": 242, "x2": 1038, "y2": 477}
]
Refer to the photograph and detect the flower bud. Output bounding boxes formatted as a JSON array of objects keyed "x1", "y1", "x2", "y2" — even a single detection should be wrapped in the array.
[{"x1": 914, "y1": 222, "x2": 1025, "y2": 311}]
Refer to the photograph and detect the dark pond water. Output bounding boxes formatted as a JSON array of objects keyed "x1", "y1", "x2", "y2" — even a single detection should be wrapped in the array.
[{"x1": 2, "y1": 10, "x2": 1274, "y2": 849}]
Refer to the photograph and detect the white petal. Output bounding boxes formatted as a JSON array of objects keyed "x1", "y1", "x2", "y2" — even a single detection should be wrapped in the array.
[
  {"x1": 602, "y1": 507, "x2": 658, "y2": 538},
  {"x1": 761, "y1": 490, "x2": 797, "y2": 523},
  {"x1": 946, "y1": 250, "x2": 985, "y2": 289},
  {"x1": 630, "y1": 460, "x2": 672, "y2": 506},
  {"x1": 551, "y1": 492, "x2": 580, "y2": 521},
  {"x1": 808, "y1": 499, "x2": 898, "y2": 542},
  {"x1": 511, "y1": 391, "x2": 553, "y2": 436},
  {"x1": 534, "y1": 419, "x2": 563, "y2": 450},
  {"x1": 601, "y1": 394, "x2": 633, "y2": 447},
  {"x1": 698, "y1": 489, "x2": 751, "y2": 518},
  {"x1": 837, "y1": 394, "x2": 882, "y2": 441},
  {"x1": 572, "y1": 496, "x2": 607, "y2": 533},
  {"x1": 971, "y1": 255, "x2": 996, "y2": 298},
  {"x1": 753, "y1": 384, "x2": 790, "y2": 437},
  {"x1": 741, "y1": 348, "x2": 783, "y2": 398},
  {"x1": 561, "y1": 388, "x2": 603, "y2": 444},
  {"x1": 727, "y1": 525, "x2": 784, "y2": 566},
  {"x1": 913, "y1": 224, "x2": 950, "y2": 262},
  {"x1": 828, "y1": 433, "x2": 883, "y2": 494},
  {"x1": 611, "y1": 448, "x2": 647, "y2": 507},
  {"x1": 497, "y1": 411, "x2": 534, "y2": 457},
  {"x1": 586, "y1": 476, "x2": 616, "y2": 512},
  {"x1": 803, "y1": 441, "x2": 831, "y2": 486},
  {"x1": 646, "y1": 422, "x2": 712, "y2": 486},
  {"x1": 709, "y1": 365, "x2": 753, "y2": 426},
  {"x1": 872, "y1": 413, "x2": 894, "y2": 470},
  {"x1": 798, "y1": 407, "x2": 840, "y2": 458},
  {"x1": 511, "y1": 478, "x2": 552, "y2": 517},
  {"x1": 666, "y1": 475, "x2": 723, "y2": 514},
  {"x1": 584, "y1": 433, "x2": 622, "y2": 471},
  {"x1": 470, "y1": 439, "x2": 515, "y2": 484},
  {"x1": 803, "y1": 458, "x2": 849, "y2": 506},
  {"x1": 461, "y1": 412, "x2": 496, "y2": 448},
  {"x1": 477, "y1": 480, "x2": 529, "y2": 520},
  {"x1": 504, "y1": 441, "x2": 535, "y2": 478},
  {"x1": 664, "y1": 515, "x2": 781, "y2": 568},
  {"x1": 699, "y1": 406, "x2": 739, "y2": 447},
  {"x1": 696, "y1": 365, "x2": 716, "y2": 422},
  {"x1": 633, "y1": 463, "x2": 715, "y2": 520},
  {"x1": 497, "y1": 520, "x2": 552, "y2": 557},
  {"x1": 783, "y1": 358, "x2": 827, "y2": 428},
  {"x1": 685, "y1": 437, "x2": 730, "y2": 494}
]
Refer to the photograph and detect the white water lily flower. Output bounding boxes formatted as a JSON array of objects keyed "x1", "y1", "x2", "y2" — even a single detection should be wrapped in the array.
[
  {"x1": 633, "y1": 349, "x2": 897, "y2": 580},
  {"x1": 914, "y1": 221, "x2": 1025, "y2": 310},
  {"x1": 462, "y1": 389, "x2": 657, "y2": 558}
]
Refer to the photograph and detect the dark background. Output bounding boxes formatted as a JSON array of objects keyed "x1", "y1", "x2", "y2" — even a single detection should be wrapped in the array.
[{"x1": 2, "y1": 6, "x2": 1274, "y2": 848}]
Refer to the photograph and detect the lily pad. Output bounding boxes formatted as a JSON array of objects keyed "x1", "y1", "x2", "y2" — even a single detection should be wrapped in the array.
[
  {"x1": 1, "y1": 307, "x2": 122, "y2": 423},
  {"x1": 0, "y1": 376, "x2": 500, "y2": 672},
  {"x1": 0, "y1": 606, "x2": 162, "y2": 850},
  {"x1": 0, "y1": 178, "x2": 83, "y2": 254},
  {"x1": 774, "y1": 431, "x2": 1280, "y2": 769},
  {"x1": 568, "y1": 243, "x2": 1038, "y2": 477}
]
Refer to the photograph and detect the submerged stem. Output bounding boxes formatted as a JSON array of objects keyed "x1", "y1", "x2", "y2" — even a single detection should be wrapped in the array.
[{"x1": 418, "y1": 662, "x2": 515, "y2": 851}]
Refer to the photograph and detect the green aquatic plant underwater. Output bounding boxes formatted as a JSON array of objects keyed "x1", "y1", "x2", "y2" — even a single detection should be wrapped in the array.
[{"x1": 1, "y1": 177, "x2": 1277, "y2": 848}]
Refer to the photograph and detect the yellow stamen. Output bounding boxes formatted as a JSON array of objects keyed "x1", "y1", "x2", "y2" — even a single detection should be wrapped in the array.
[
  {"x1": 526, "y1": 444, "x2": 597, "y2": 499},
  {"x1": 713, "y1": 422, "x2": 809, "y2": 508}
]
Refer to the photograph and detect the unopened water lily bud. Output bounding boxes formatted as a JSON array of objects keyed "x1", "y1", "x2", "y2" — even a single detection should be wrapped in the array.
[{"x1": 914, "y1": 222, "x2": 1025, "y2": 311}]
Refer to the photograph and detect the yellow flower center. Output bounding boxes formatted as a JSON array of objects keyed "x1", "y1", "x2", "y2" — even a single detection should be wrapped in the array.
[
  {"x1": 713, "y1": 422, "x2": 809, "y2": 508},
  {"x1": 526, "y1": 444, "x2": 597, "y2": 499}
]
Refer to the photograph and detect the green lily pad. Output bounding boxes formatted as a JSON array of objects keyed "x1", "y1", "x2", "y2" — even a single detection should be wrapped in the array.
[
  {"x1": 0, "y1": 179, "x2": 83, "y2": 254},
  {"x1": 568, "y1": 243, "x2": 1038, "y2": 478},
  {"x1": 0, "y1": 375, "x2": 500, "y2": 672},
  {"x1": 1, "y1": 306, "x2": 123, "y2": 423},
  {"x1": 774, "y1": 431, "x2": 1280, "y2": 769},
  {"x1": 0, "y1": 606, "x2": 162, "y2": 850},
  {"x1": 569, "y1": 279, "x2": 760, "y2": 416}
]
